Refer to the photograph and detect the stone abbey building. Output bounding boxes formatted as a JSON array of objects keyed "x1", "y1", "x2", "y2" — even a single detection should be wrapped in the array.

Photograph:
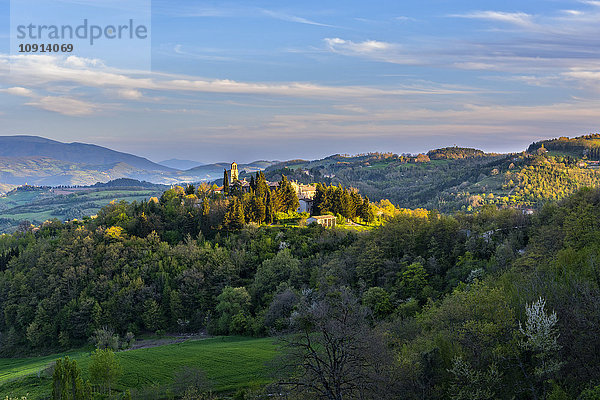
[{"x1": 222, "y1": 162, "x2": 316, "y2": 213}]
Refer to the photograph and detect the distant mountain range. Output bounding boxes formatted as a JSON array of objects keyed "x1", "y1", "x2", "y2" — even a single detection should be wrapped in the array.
[
  {"x1": 0, "y1": 136, "x2": 174, "y2": 172},
  {"x1": 0, "y1": 135, "x2": 277, "y2": 189},
  {"x1": 3, "y1": 133, "x2": 600, "y2": 212},
  {"x1": 158, "y1": 158, "x2": 204, "y2": 170}
]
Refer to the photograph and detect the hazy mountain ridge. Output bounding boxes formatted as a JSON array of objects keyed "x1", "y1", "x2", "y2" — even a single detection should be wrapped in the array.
[
  {"x1": 0, "y1": 136, "x2": 278, "y2": 187},
  {"x1": 158, "y1": 158, "x2": 204, "y2": 170},
  {"x1": 0, "y1": 136, "x2": 174, "y2": 172},
  {"x1": 2, "y1": 134, "x2": 600, "y2": 209}
]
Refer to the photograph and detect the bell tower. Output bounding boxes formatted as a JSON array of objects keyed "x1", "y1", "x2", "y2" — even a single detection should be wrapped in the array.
[{"x1": 230, "y1": 162, "x2": 239, "y2": 182}]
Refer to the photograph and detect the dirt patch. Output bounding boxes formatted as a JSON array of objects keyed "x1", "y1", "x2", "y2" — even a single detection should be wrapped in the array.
[{"x1": 126, "y1": 333, "x2": 210, "y2": 351}]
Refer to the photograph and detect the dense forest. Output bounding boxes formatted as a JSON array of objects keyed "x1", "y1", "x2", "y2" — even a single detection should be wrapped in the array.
[
  {"x1": 2, "y1": 175, "x2": 600, "y2": 398},
  {"x1": 264, "y1": 147, "x2": 600, "y2": 212},
  {"x1": 527, "y1": 134, "x2": 600, "y2": 158}
]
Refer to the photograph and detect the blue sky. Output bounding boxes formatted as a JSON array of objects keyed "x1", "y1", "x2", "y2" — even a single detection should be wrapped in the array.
[{"x1": 1, "y1": 0, "x2": 599, "y2": 163}]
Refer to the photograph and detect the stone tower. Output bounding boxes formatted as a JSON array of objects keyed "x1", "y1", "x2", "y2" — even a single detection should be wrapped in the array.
[{"x1": 230, "y1": 162, "x2": 239, "y2": 182}]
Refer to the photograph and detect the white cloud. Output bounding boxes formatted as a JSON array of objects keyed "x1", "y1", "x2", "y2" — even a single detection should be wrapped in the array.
[
  {"x1": 325, "y1": 38, "x2": 391, "y2": 53},
  {"x1": 332, "y1": 104, "x2": 368, "y2": 114},
  {"x1": 0, "y1": 87, "x2": 35, "y2": 97},
  {"x1": 562, "y1": 68, "x2": 600, "y2": 91},
  {"x1": 324, "y1": 38, "x2": 419, "y2": 64},
  {"x1": 395, "y1": 16, "x2": 416, "y2": 22},
  {"x1": 25, "y1": 96, "x2": 98, "y2": 116},
  {"x1": 116, "y1": 89, "x2": 143, "y2": 100},
  {"x1": 324, "y1": 2, "x2": 600, "y2": 77},
  {"x1": 562, "y1": 10, "x2": 584, "y2": 16},
  {"x1": 1, "y1": 85, "x2": 98, "y2": 115},
  {"x1": 64, "y1": 56, "x2": 104, "y2": 69}
]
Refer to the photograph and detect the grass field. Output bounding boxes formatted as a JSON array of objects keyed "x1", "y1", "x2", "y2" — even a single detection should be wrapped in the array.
[{"x1": 0, "y1": 336, "x2": 278, "y2": 399}]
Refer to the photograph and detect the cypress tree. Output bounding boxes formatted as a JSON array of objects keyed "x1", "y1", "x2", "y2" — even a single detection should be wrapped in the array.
[
  {"x1": 256, "y1": 171, "x2": 268, "y2": 199},
  {"x1": 52, "y1": 356, "x2": 90, "y2": 400},
  {"x1": 340, "y1": 188, "x2": 352, "y2": 219},
  {"x1": 331, "y1": 185, "x2": 344, "y2": 215},
  {"x1": 360, "y1": 197, "x2": 375, "y2": 223},
  {"x1": 277, "y1": 175, "x2": 299, "y2": 213},
  {"x1": 313, "y1": 183, "x2": 326, "y2": 215},
  {"x1": 223, "y1": 169, "x2": 229, "y2": 195},
  {"x1": 265, "y1": 189, "x2": 275, "y2": 224},
  {"x1": 200, "y1": 199, "x2": 210, "y2": 234},
  {"x1": 185, "y1": 184, "x2": 196, "y2": 195},
  {"x1": 350, "y1": 191, "x2": 363, "y2": 219},
  {"x1": 250, "y1": 195, "x2": 266, "y2": 223},
  {"x1": 224, "y1": 198, "x2": 245, "y2": 230}
]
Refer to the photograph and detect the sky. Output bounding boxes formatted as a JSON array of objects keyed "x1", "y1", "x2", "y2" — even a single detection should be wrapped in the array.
[{"x1": 0, "y1": 0, "x2": 599, "y2": 164}]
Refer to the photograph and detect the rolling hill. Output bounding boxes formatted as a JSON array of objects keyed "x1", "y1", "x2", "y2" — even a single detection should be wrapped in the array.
[
  {"x1": 263, "y1": 136, "x2": 600, "y2": 212},
  {"x1": 158, "y1": 158, "x2": 204, "y2": 170},
  {"x1": 3, "y1": 133, "x2": 600, "y2": 217},
  {"x1": 0, "y1": 136, "x2": 173, "y2": 172},
  {"x1": 0, "y1": 136, "x2": 277, "y2": 187}
]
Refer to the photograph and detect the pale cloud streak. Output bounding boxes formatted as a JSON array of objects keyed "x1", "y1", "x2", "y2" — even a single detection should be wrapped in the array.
[
  {"x1": 451, "y1": 11, "x2": 535, "y2": 27},
  {"x1": 25, "y1": 96, "x2": 98, "y2": 116},
  {"x1": 261, "y1": 10, "x2": 337, "y2": 28},
  {"x1": 1, "y1": 84, "x2": 99, "y2": 116},
  {"x1": 324, "y1": 38, "x2": 418, "y2": 64},
  {"x1": 0, "y1": 54, "x2": 476, "y2": 101}
]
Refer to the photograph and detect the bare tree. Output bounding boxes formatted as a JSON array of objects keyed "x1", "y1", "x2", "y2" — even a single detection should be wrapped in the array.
[{"x1": 273, "y1": 288, "x2": 396, "y2": 400}]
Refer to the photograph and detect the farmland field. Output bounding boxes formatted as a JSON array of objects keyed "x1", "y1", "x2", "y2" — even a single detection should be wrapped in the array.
[
  {"x1": 0, "y1": 185, "x2": 164, "y2": 233},
  {"x1": 0, "y1": 336, "x2": 278, "y2": 399}
]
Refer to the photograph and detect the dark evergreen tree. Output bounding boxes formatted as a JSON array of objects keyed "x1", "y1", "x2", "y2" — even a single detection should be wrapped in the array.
[
  {"x1": 248, "y1": 196, "x2": 266, "y2": 223},
  {"x1": 331, "y1": 185, "x2": 344, "y2": 216},
  {"x1": 256, "y1": 172, "x2": 269, "y2": 199},
  {"x1": 185, "y1": 184, "x2": 196, "y2": 195},
  {"x1": 52, "y1": 356, "x2": 92, "y2": 400},
  {"x1": 340, "y1": 187, "x2": 352, "y2": 218},
  {"x1": 312, "y1": 183, "x2": 327, "y2": 215},
  {"x1": 223, "y1": 198, "x2": 245, "y2": 230},
  {"x1": 277, "y1": 175, "x2": 299, "y2": 213},
  {"x1": 360, "y1": 197, "x2": 375, "y2": 223},
  {"x1": 265, "y1": 189, "x2": 275, "y2": 224},
  {"x1": 350, "y1": 191, "x2": 363, "y2": 219},
  {"x1": 200, "y1": 199, "x2": 210, "y2": 234},
  {"x1": 223, "y1": 169, "x2": 230, "y2": 195}
]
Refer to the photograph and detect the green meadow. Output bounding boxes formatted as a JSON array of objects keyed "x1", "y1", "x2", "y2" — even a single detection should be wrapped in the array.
[{"x1": 0, "y1": 336, "x2": 278, "y2": 399}]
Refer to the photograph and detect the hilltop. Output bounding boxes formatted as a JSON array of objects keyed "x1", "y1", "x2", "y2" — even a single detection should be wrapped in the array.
[
  {"x1": 527, "y1": 133, "x2": 600, "y2": 158},
  {"x1": 0, "y1": 136, "x2": 173, "y2": 172},
  {"x1": 0, "y1": 136, "x2": 278, "y2": 187},
  {"x1": 158, "y1": 158, "x2": 204, "y2": 170},
  {"x1": 263, "y1": 138, "x2": 600, "y2": 212}
]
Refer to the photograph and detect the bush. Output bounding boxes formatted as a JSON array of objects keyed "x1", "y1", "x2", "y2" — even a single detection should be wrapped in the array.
[{"x1": 90, "y1": 327, "x2": 119, "y2": 351}]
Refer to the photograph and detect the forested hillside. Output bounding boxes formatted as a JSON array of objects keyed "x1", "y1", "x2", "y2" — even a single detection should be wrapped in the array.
[
  {"x1": 265, "y1": 141, "x2": 600, "y2": 212},
  {"x1": 2, "y1": 181, "x2": 600, "y2": 398}
]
